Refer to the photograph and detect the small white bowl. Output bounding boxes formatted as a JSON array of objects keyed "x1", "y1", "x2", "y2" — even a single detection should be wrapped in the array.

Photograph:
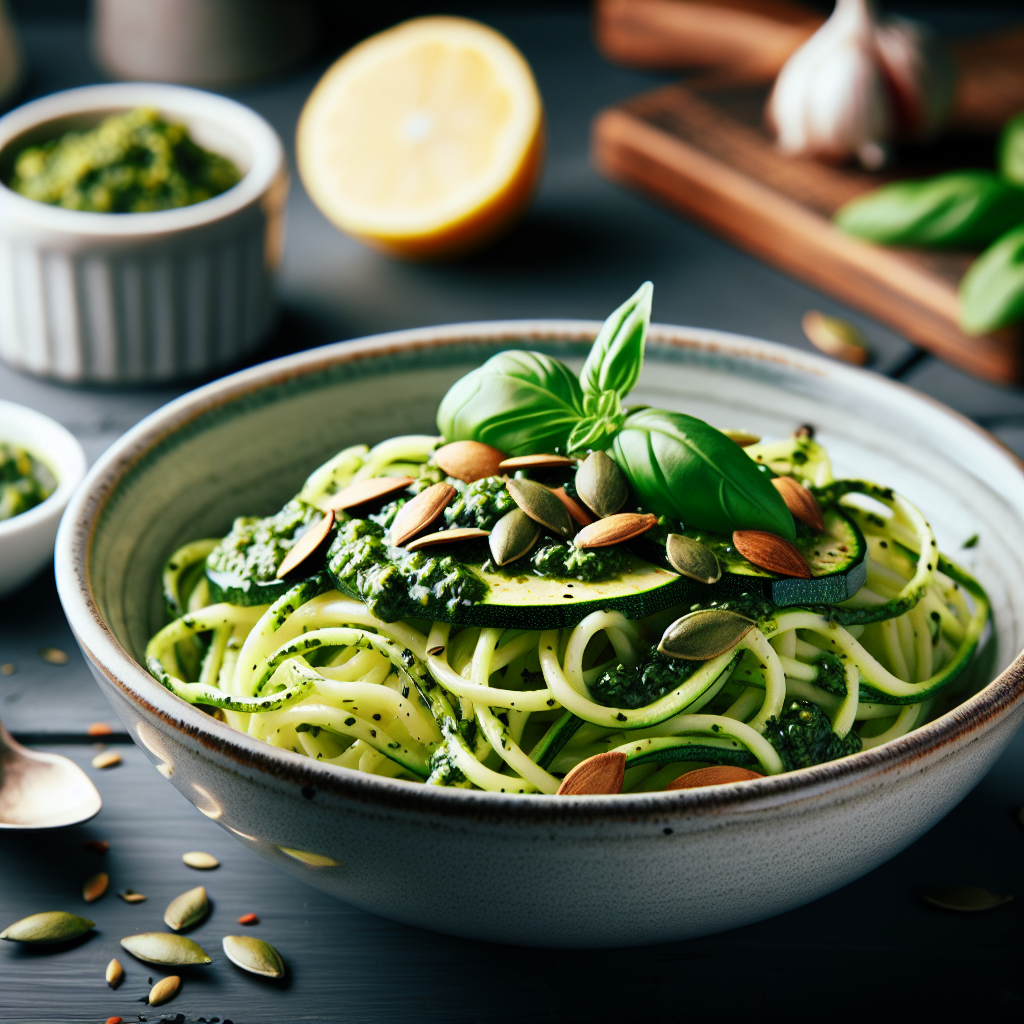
[
  {"x1": 0, "y1": 400, "x2": 86, "y2": 597},
  {"x1": 0, "y1": 83, "x2": 288, "y2": 384}
]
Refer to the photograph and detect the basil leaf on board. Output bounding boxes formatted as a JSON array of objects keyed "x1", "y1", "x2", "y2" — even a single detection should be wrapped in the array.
[
  {"x1": 959, "y1": 224, "x2": 1024, "y2": 336},
  {"x1": 436, "y1": 350, "x2": 584, "y2": 456},
  {"x1": 579, "y1": 281, "x2": 652, "y2": 399},
  {"x1": 999, "y1": 113, "x2": 1024, "y2": 188},
  {"x1": 612, "y1": 409, "x2": 795, "y2": 540},
  {"x1": 834, "y1": 172, "x2": 1024, "y2": 248}
]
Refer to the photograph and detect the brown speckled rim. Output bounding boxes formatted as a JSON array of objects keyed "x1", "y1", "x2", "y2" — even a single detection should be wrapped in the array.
[{"x1": 55, "y1": 321, "x2": 1024, "y2": 824}]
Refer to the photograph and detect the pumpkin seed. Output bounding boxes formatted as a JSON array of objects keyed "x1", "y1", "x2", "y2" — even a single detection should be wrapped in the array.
[
  {"x1": 666, "y1": 534, "x2": 721, "y2": 584},
  {"x1": 118, "y1": 890, "x2": 147, "y2": 903},
  {"x1": 163, "y1": 886, "x2": 208, "y2": 931},
  {"x1": 574, "y1": 512, "x2": 656, "y2": 549},
  {"x1": 82, "y1": 871, "x2": 108, "y2": 903},
  {"x1": 802, "y1": 310, "x2": 871, "y2": 365},
  {"x1": 105, "y1": 957, "x2": 124, "y2": 988},
  {"x1": 506, "y1": 479, "x2": 573, "y2": 537},
  {"x1": 433, "y1": 440, "x2": 506, "y2": 483},
  {"x1": 222, "y1": 934, "x2": 286, "y2": 979},
  {"x1": 0, "y1": 911, "x2": 94, "y2": 943},
  {"x1": 390, "y1": 482, "x2": 457, "y2": 547},
  {"x1": 275, "y1": 509, "x2": 335, "y2": 578},
  {"x1": 575, "y1": 450, "x2": 628, "y2": 518},
  {"x1": 497, "y1": 453, "x2": 575, "y2": 471},
  {"x1": 404, "y1": 527, "x2": 489, "y2": 552},
  {"x1": 721, "y1": 429, "x2": 761, "y2": 447},
  {"x1": 923, "y1": 885, "x2": 1013, "y2": 913},
  {"x1": 488, "y1": 508, "x2": 541, "y2": 566},
  {"x1": 119, "y1": 932, "x2": 211, "y2": 965},
  {"x1": 182, "y1": 851, "x2": 219, "y2": 870},
  {"x1": 324, "y1": 475, "x2": 413, "y2": 511},
  {"x1": 659, "y1": 609, "x2": 755, "y2": 661},
  {"x1": 556, "y1": 751, "x2": 626, "y2": 795},
  {"x1": 666, "y1": 766, "x2": 763, "y2": 790},
  {"x1": 148, "y1": 975, "x2": 181, "y2": 1006},
  {"x1": 91, "y1": 750, "x2": 121, "y2": 769},
  {"x1": 39, "y1": 646, "x2": 69, "y2": 665}
]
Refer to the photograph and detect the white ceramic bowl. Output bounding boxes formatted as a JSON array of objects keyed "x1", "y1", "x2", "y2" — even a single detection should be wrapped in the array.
[
  {"x1": 0, "y1": 400, "x2": 86, "y2": 597},
  {"x1": 0, "y1": 83, "x2": 287, "y2": 383},
  {"x1": 55, "y1": 322, "x2": 1024, "y2": 947}
]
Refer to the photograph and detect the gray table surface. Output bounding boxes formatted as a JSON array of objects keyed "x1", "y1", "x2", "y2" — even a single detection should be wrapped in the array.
[{"x1": 1, "y1": 7, "x2": 1022, "y2": 1023}]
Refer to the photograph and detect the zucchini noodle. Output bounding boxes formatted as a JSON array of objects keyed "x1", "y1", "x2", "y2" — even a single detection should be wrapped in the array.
[{"x1": 146, "y1": 436, "x2": 991, "y2": 794}]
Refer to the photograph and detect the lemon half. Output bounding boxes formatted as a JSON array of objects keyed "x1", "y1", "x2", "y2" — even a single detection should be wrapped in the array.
[{"x1": 297, "y1": 16, "x2": 545, "y2": 260}]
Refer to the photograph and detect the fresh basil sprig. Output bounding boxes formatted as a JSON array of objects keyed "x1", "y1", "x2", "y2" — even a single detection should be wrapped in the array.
[
  {"x1": 834, "y1": 171, "x2": 1024, "y2": 248},
  {"x1": 579, "y1": 281, "x2": 652, "y2": 400},
  {"x1": 959, "y1": 224, "x2": 1024, "y2": 336},
  {"x1": 613, "y1": 409, "x2": 795, "y2": 540}
]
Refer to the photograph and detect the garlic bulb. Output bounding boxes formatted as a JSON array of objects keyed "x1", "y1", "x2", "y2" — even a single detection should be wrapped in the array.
[{"x1": 767, "y1": 0, "x2": 955, "y2": 170}]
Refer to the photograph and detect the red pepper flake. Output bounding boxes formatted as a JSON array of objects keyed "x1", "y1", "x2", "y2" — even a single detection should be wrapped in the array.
[
  {"x1": 88, "y1": 722, "x2": 113, "y2": 736},
  {"x1": 84, "y1": 840, "x2": 110, "y2": 853},
  {"x1": 106, "y1": 1017, "x2": 123, "y2": 1024},
  {"x1": 237, "y1": 912, "x2": 259, "y2": 925}
]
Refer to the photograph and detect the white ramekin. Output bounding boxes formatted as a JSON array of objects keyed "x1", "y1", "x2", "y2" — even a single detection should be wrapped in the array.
[
  {"x1": 0, "y1": 83, "x2": 288, "y2": 383},
  {"x1": 0, "y1": 399, "x2": 86, "y2": 597}
]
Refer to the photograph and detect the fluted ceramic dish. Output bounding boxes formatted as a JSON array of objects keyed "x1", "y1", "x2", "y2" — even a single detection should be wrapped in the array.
[{"x1": 55, "y1": 323, "x2": 1024, "y2": 948}]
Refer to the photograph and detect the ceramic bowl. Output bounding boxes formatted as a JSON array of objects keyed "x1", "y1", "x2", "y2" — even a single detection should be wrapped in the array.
[
  {"x1": 55, "y1": 323, "x2": 1024, "y2": 948},
  {"x1": 0, "y1": 82, "x2": 287, "y2": 383},
  {"x1": 0, "y1": 399, "x2": 86, "y2": 597}
]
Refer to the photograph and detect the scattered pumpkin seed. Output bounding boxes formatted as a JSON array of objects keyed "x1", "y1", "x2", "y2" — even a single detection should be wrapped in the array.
[
  {"x1": 275, "y1": 509, "x2": 335, "y2": 578},
  {"x1": 91, "y1": 751, "x2": 121, "y2": 769},
  {"x1": 488, "y1": 508, "x2": 541, "y2": 566},
  {"x1": 574, "y1": 512, "x2": 656, "y2": 549},
  {"x1": 105, "y1": 957, "x2": 124, "y2": 988},
  {"x1": 665, "y1": 534, "x2": 721, "y2": 584},
  {"x1": 721, "y1": 429, "x2": 761, "y2": 447},
  {"x1": 659, "y1": 608, "x2": 755, "y2": 661},
  {"x1": 118, "y1": 890, "x2": 147, "y2": 903},
  {"x1": 556, "y1": 751, "x2": 626, "y2": 796},
  {"x1": 433, "y1": 440, "x2": 506, "y2": 483},
  {"x1": 1, "y1": 662, "x2": 15, "y2": 675},
  {"x1": 84, "y1": 839, "x2": 110, "y2": 854},
  {"x1": 404, "y1": 527, "x2": 490, "y2": 552},
  {"x1": 148, "y1": 974, "x2": 181, "y2": 1006},
  {"x1": 390, "y1": 481, "x2": 457, "y2": 547},
  {"x1": 222, "y1": 934, "x2": 286, "y2": 978},
  {"x1": 923, "y1": 885, "x2": 1012, "y2": 912},
  {"x1": 87, "y1": 722, "x2": 113, "y2": 736},
  {"x1": 39, "y1": 646, "x2": 69, "y2": 665},
  {"x1": 82, "y1": 872, "x2": 108, "y2": 903},
  {"x1": 324, "y1": 475, "x2": 414, "y2": 511},
  {"x1": 0, "y1": 911, "x2": 94, "y2": 943},
  {"x1": 238, "y1": 912, "x2": 259, "y2": 925},
  {"x1": 163, "y1": 886, "x2": 208, "y2": 931},
  {"x1": 575, "y1": 450, "x2": 629, "y2": 518},
  {"x1": 182, "y1": 851, "x2": 219, "y2": 870},
  {"x1": 506, "y1": 478, "x2": 573, "y2": 537},
  {"x1": 497, "y1": 453, "x2": 575, "y2": 471},
  {"x1": 120, "y1": 932, "x2": 211, "y2": 965},
  {"x1": 802, "y1": 310, "x2": 871, "y2": 365}
]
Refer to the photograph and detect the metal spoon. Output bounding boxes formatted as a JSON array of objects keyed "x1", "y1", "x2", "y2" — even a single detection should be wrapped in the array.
[{"x1": 0, "y1": 717, "x2": 101, "y2": 828}]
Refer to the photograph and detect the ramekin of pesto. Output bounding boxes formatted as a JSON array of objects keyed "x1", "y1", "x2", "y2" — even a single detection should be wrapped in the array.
[{"x1": 7, "y1": 106, "x2": 241, "y2": 213}]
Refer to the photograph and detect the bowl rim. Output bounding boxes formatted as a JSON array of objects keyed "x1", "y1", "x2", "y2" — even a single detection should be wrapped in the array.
[
  {"x1": 55, "y1": 320, "x2": 1024, "y2": 822},
  {"x1": 0, "y1": 82, "x2": 284, "y2": 235},
  {"x1": 0, "y1": 398, "x2": 87, "y2": 538}
]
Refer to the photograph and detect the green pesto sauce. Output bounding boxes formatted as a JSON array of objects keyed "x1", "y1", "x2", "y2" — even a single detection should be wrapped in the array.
[
  {"x1": 9, "y1": 107, "x2": 241, "y2": 213},
  {"x1": 0, "y1": 442, "x2": 55, "y2": 521}
]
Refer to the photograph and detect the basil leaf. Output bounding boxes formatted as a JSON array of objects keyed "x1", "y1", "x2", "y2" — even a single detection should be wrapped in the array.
[
  {"x1": 959, "y1": 224, "x2": 1024, "y2": 336},
  {"x1": 579, "y1": 281, "x2": 652, "y2": 399},
  {"x1": 835, "y1": 172, "x2": 1024, "y2": 248},
  {"x1": 436, "y1": 350, "x2": 584, "y2": 456},
  {"x1": 999, "y1": 112, "x2": 1024, "y2": 188},
  {"x1": 567, "y1": 390, "x2": 625, "y2": 454},
  {"x1": 612, "y1": 409, "x2": 795, "y2": 539}
]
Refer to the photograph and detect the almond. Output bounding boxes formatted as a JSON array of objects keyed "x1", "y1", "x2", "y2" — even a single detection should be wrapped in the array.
[
  {"x1": 390, "y1": 482, "x2": 456, "y2": 547},
  {"x1": 324, "y1": 475, "x2": 413, "y2": 511},
  {"x1": 551, "y1": 486, "x2": 595, "y2": 526},
  {"x1": 771, "y1": 476, "x2": 824, "y2": 532},
  {"x1": 732, "y1": 530, "x2": 811, "y2": 578},
  {"x1": 497, "y1": 453, "x2": 575, "y2": 471},
  {"x1": 666, "y1": 766, "x2": 764, "y2": 790},
  {"x1": 433, "y1": 441, "x2": 506, "y2": 483},
  {"x1": 405, "y1": 527, "x2": 490, "y2": 552},
  {"x1": 574, "y1": 512, "x2": 656, "y2": 549},
  {"x1": 276, "y1": 510, "x2": 335, "y2": 578},
  {"x1": 556, "y1": 751, "x2": 626, "y2": 795}
]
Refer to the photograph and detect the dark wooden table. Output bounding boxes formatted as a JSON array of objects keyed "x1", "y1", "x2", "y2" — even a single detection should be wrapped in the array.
[{"x1": 1, "y1": 6, "x2": 1022, "y2": 1023}]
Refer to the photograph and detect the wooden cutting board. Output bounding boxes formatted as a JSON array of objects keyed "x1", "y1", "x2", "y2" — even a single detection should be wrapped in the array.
[{"x1": 591, "y1": 4, "x2": 1024, "y2": 383}]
